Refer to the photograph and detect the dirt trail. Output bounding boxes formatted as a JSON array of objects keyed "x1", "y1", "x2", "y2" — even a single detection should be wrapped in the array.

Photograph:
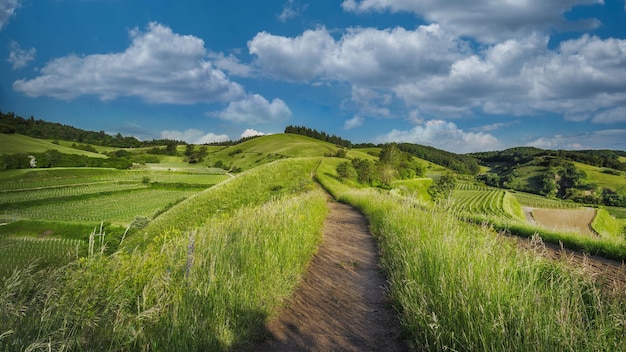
[{"x1": 258, "y1": 199, "x2": 407, "y2": 352}]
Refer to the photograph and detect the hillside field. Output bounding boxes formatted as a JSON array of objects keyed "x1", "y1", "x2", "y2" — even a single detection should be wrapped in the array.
[{"x1": 2, "y1": 130, "x2": 626, "y2": 351}]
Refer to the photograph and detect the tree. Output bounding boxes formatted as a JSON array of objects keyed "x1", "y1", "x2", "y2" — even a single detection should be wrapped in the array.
[
  {"x1": 336, "y1": 161, "x2": 357, "y2": 180},
  {"x1": 428, "y1": 173, "x2": 457, "y2": 201},
  {"x1": 184, "y1": 144, "x2": 195, "y2": 157},
  {"x1": 352, "y1": 158, "x2": 379, "y2": 185}
]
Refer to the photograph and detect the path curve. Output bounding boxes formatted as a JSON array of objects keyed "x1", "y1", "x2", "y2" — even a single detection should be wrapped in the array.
[{"x1": 258, "y1": 199, "x2": 407, "y2": 352}]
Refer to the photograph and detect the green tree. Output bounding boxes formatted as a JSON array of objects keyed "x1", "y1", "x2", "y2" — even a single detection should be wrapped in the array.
[
  {"x1": 336, "y1": 161, "x2": 357, "y2": 180},
  {"x1": 428, "y1": 173, "x2": 457, "y2": 201}
]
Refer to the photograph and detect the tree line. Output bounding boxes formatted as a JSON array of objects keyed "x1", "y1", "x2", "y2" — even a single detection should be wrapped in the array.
[
  {"x1": 0, "y1": 111, "x2": 182, "y2": 148},
  {"x1": 284, "y1": 125, "x2": 352, "y2": 148}
]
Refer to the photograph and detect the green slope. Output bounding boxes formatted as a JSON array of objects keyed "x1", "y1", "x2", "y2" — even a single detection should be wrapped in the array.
[
  {"x1": 203, "y1": 134, "x2": 342, "y2": 171},
  {"x1": 0, "y1": 133, "x2": 107, "y2": 158}
]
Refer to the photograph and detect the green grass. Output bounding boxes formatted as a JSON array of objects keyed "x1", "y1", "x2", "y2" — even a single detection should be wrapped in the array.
[
  {"x1": 575, "y1": 162, "x2": 626, "y2": 194},
  {"x1": 452, "y1": 188, "x2": 524, "y2": 220},
  {"x1": 201, "y1": 134, "x2": 339, "y2": 172},
  {"x1": 0, "y1": 236, "x2": 85, "y2": 277},
  {"x1": 2, "y1": 188, "x2": 197, "y2": 225},
  {"x1": 391, "y1": 178, "x2": 433, "y2": 201},
  {"x1": 129, "y1": 157, "x2": 321, "y2": 248},
  {"x1": 592, "y1": 208, "x2": 623, "y2": 237},
  {"x1": 316, "y1": 159, "x2": 626, "y2": 351},
  {"x1": 514, "y1": 191, "x2": 580, "y2": 208},
  {"x1": 1, "y1": 187, "x2": 328, "y2": 350},
  {"x1": 0, "y1": 134, "x2": 107, "y2": 158}
]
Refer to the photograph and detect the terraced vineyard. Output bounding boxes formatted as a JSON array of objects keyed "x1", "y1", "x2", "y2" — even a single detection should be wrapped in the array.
[
  {"x1": 0, "y1": 182, "x2": 148, "y2": 204},
  {"x1": 0, "y1": 167, "x2": 229, "y2": 276},
  {"x1": 513, "y1": 191, "x2": 580, "y2": 208},
  {"x1": 0, "y1": 236, "x2": 84, "y2": 277},
  {"x1": 452, "y1": 183, "x2": 524, "y2": 220},
  {"x1": 2, "y1": 189, "x2": 198, "y2": 224}
]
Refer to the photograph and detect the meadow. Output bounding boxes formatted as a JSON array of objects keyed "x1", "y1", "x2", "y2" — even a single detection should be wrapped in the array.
[
  {"x1": 2, "y1": 131, "x2": 626, "y2": 351},
  {"x1": 1, "y1": 158, "x2": 327, "y2": 351},
  {"x1": 316, "y1": 158, "x2": 626, "y2": 351}
]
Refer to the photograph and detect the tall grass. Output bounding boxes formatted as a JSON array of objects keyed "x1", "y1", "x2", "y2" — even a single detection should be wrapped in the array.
[
  {"x1": 1, "y1": 159, "x2": 327, "y2": 351},
  {"x1": 317, "y1": 159, "x2": 626, "y2": 351},
  {"x1": 129, "y1": 158, "x2": 320, "y2": 248}
]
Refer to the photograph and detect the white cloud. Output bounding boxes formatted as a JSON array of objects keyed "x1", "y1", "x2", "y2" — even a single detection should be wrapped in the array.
[
  {"x1": 241, "y1": 128, "x2": 266, "y2": 138},
  {"x1": 160, "y1": 129, "x2": 230, "y2": 144},
  {"x1": 278, "y1": 0, "x2": 307, "y2": 22},
  {"x1": 7, "y1": 41, "x2": 35, "y2": 69},
  {"x1": 375, "y1": 120, "x2": 500, "y2": 153},
  {"x1": 208, "y1": 52, "x2": 252, "y2": 77},
  {"x1": 214, "y1": 94, "x2": 292, "y2": 124},
  {"x1": 527, "y1": 130, "x2": 626, "y2": 150},
  {"x1": 249, "y1": 25, "x2": 466, "y2": 86},
  {"x1": 249, "y1": 28, "x2": 335, "y2": 81},
  {"x1": 344, "y1": 116, "x2": 364, "y2": 130},
  {"x1": 591, "y1": 107, "x2": 626, "y2": 124},
  {"x1": 13, "y1": 22, "x2": 246, "y2": 104},
  {"x1": 0, "y1": 0, "x2": 20, "y2": 30},
  {"x1": 342, "y1": 0, "x2": 602, "y2": 43},
  {"x1": 250, "y1": 26, "x2": 626, "y2": 125}
]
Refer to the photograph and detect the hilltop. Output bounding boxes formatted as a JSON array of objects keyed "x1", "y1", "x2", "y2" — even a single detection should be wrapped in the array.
[{"x1": 1, "y1": 111, "x2": 626, "y2": 207}]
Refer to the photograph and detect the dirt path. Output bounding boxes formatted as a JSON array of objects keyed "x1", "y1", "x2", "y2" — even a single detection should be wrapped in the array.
[{"x1": 258, "y1": 199, "x2": 407, "y2": 352}]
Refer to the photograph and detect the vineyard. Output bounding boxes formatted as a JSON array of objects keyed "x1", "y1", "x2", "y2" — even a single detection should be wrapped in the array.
[
  {"x1": 0, "y1": 236, "x2": 84, "y2": 277},
  {"x1": 2, "y1": 189, "x2": 198, "y2": 224},
  {"x1": 0, "y1": 182, "x2": 148, "y2": 204},
  {"x1": 452, "y1": 183, "x2": 525, "y2": 220},
  {"x1": 0, "y1": 167, "x2": 229, "y2": 277},
  {"x1": 513, "y1": 191, "x2": 580, "y2": 208}
]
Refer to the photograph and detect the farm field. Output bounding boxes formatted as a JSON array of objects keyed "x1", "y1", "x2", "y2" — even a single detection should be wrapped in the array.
[
  {"x1": 0, "y1": 165, "x2": 229, "y2": 277},
  {"x1": 531, "y1": 208, "x2": 597, "y2": 236},
  {"x1": 452, "y1": 182, "x2": 524, "y2": 220},
  {"x1": 1, "y1": 128, "x2": 626, "y2": 350}
]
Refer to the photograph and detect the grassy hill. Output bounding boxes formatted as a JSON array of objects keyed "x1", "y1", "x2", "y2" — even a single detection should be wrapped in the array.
[
  {"x1": 200, "y1": 134, "x2": 343, "y2": 172},
  {"x1": 0, "y1": 133, "x2": 107, "y2": 158}
]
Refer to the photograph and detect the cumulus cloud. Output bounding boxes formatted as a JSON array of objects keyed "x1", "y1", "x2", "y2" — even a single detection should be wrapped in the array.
[
  {"x1": 375, "y1": 120, "x2": 500, "y2": 153},
  {"x1": 0, "y1": 0, "x2": 20, "y2": 30},
  {"x1": 344, "y1": 116, "x2": 364, "y2": 130},
  {"x1": 249, "y1": 25, "x2": 465, "y2": 85},
  {"x1": 160, "y1": 129, "x2": 230, "y2": 144},
  {"x1": 241, "y1": 128, "x2": 267, "y2": 138},
  {"x1": 250, "y1": 25, "x2": 626, "y2": 125},
  {"x1": 214, "y1": 94, "x2": 292, "y2": 124},
  {"x1": 341, "y1": 0, "x2": 602, "y2": 43},
  {"x1": 13, "y1": 22, "x2": 245, "y2": 104},
  {"x1": 7, "y1": 41, "x2": 35, "y2": 69}
]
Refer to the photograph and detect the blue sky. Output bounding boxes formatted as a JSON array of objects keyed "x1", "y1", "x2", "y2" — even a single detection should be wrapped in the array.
[{"x1": 1, "y1": 0, "x2": 626, "y2": 153}]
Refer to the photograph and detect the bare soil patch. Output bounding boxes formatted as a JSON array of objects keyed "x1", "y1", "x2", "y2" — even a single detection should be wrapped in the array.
[
  {"x1": 258, "y1": 199, "x2": 407, "y2": 352},
  {"x1": 530, "y1": 208, "x2": 597, "y2": 236}
]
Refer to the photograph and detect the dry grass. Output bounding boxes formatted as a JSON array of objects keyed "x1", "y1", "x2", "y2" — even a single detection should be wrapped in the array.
[{"x1": 531, "y1": 208, "x2": 597, "y2": 236}]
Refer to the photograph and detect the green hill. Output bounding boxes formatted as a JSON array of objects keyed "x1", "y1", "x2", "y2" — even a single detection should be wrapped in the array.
[
  {"x1": 201, "y1": 134, "x2": 343, "y2": 172},
  {"x1": 0, "y1": 133, "x2": 107, "y2": 158}
]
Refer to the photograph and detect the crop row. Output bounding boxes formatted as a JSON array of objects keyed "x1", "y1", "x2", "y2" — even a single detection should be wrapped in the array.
[
  {"x1": 514, "y1": 191, "x2": 580, "y2": 208},
  {"x1": 0, "y1": 169, "x2": 229, "y2": 191},
  {"x1": 2, "y1": 189, "x2": 197, "y2": 224},
  {"x1": 0, "y1": 182, "x2": 148, "y2": 204},
  {"x1": 0, "y1": 237, "x2": 84, "y2": 278},
  {"x1": 455, "y1": 182, "x2": 491, "y2": 191},
  {"x1": 452, "y1": 189, "x2": 513, "y2": 219}
]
